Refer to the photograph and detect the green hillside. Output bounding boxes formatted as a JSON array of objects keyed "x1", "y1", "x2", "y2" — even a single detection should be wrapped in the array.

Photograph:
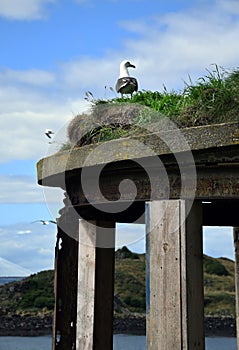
[
  {"x1": 204, "y1": 255, "x2": 235, "y2": 316},
  {"x1": 0, "y1": 270, "x2": 54, "y2": 316},
  {"x1": 0, "y1": 248, "x2": 236, "y2": 317},
  {"x1": 115, "y1": 248, "x2": 146, "y2": 313}
]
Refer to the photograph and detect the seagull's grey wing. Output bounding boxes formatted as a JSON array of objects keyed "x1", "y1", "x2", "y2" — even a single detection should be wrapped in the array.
[
  {"x1": 115, "y1": 78, "x2": 130, "y2": 93},
  {"x1": 45, "y1": 133, "x2": 51, "y2": 139},
  {"x1": 116, "y1": 77, "x2": 138, "y2": 94},
  {"x1": 115, "y1": 78, "x2": 123, "y2": 93},
  {"x1": 49, "y1": 220, "x2": 57, "y2": 224},
  {"x1": 130, "y1": 77, "x2": 138, "y2": 92}
]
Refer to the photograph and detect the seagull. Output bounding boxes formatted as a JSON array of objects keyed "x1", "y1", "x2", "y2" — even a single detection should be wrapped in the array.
[
  {"x1": 45, "y1": 129, "x2": 54, "y2": 139},
  {"x1": 115, "y1": 60, "x2": 138, "y2": 97},
  {"x1": 31, "y1": 220, "x2": 57, "y2": 225}
]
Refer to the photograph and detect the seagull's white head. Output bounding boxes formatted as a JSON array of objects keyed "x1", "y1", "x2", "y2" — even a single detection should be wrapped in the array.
[{"x1": 119, "y1": 60, "x2": 136, "y2": 78}]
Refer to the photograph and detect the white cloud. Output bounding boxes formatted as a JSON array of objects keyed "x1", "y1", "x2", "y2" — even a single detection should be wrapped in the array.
[
  {"x1": 0, "y1": 222, "x2": 56, "y2": 272},
  {"x1": 59, "y1": 57, "x2": 119, "y2": 94},
  {"x1": 0, "y1": 174, "x2": 64, "y2": 203},
  {"x1": 37, "y1": 247, "x2": 53, "y2": 256},
  {"x1": 117, "y1": 0, "x2": 239, "y2": 90},
  {"x1": 203, "y1": 226, "x2": 234, "y2": 260},
  {"x1": 116, "y1": 223, "x2": 145, "y2": 251},
  {"x1": 53, "y1": 0, "x2": 239, "y2": 95},
  {"x1": 17, "y1": 229, "x2": 32, "y2": 234},
  {"x1": 218, "y1": 0, "x2": 239, "y2": 15},
  {"x1": 0, "y1": 78, "x2": 89, "y2": 163},
  {"x1": 0, "y1": 175, "x2": 43, "y2": 203},
  {"x1": 0, "y1": 0, "x2": 55, "y2": 20},
  {"x1": 0, "y1": 68, "x2": 55, "y2": 86}
]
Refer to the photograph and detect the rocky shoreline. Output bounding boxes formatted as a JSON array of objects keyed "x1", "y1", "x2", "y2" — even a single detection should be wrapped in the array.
[
  {"x1": 0, "y1": 315, "x2": 236, "y2": 337},
  {"x1": 204, "y1": 315, "x2": 236, "y2": 337},
  {"x1": 114, "y1": 315, "x2": 236, "y2": 337},
  {"x1": 0, "y1": 315, "x2": 52, "y2": 336},
  {"x1": 114, "y1": 315, "x2": 146, "y2": 335}
]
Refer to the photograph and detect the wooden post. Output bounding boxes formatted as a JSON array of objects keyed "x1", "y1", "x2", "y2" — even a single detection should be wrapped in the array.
[
  {"x1": 233, "y1": 227, "x2": 239, "y2": 350},
  {"x1": 146, "y1": 200, "x2": 204, "y2": 350},
  {"x1": 52, "y1": 208, "x2": 79, "y2": 350},
  {"x1": 76, "y1": 220, "x2": 115, "y2": 350}
]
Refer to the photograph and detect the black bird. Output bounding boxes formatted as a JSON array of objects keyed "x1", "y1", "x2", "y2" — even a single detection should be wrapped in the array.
[
  {"x1": 31, "y1": 220, "x2": 57, "y2": 225},
  {"x1": 115, "y1": 60, "x2": 138, "y2": 97},
  {"x1": 45, "y1": 129, "x2": 54, "y2": 139}
]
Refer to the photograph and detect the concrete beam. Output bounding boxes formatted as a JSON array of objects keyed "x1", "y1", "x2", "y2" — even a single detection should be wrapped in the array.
[{"x1": 37, "y1": 122, "x2": 239, "y2": 185}]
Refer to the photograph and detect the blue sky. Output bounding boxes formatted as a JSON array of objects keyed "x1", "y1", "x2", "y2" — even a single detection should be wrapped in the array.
[{"x1": 0, "y1": 0, "x2": 238, "y2": 273}]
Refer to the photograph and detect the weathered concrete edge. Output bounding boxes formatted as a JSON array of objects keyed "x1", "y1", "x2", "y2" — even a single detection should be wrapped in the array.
[{"x1": 37, "y1": 121, "x2": 239, "y2": 185}]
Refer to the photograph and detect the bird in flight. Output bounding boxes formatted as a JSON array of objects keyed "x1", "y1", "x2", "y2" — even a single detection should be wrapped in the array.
[
  {"x1": 45, "y1": 129, "x2": 54, "y2": 139},
  {"x1": 31, "y1": 220, "x2": 57, "y2": 225},
  {"x1": 115, "y1": 60, "x2": 138, "y2": 97}
]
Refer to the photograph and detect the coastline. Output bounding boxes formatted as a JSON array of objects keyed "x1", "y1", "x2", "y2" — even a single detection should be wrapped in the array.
[
  {"x1": 0, "y1": 315, "x2": 236, "y2": 337},
  {"x1": 0, "y1": 315, "x2": 52, "y2": 336}
]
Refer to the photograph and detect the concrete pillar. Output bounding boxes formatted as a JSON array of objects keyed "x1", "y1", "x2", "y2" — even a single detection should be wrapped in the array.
[
  {"x1": 76, "y1": 220, "x2": 115, "y2": 350},
  {"x1": 233, "y1": 227, "x2": 239, "y2": 350},
  {"x1": 146, "y1": 200, "x2": 204, "y2": 350}
]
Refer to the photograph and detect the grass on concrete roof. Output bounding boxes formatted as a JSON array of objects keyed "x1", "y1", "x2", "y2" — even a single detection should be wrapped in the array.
[
  {"x1": 62, "y1": 65, "x2": 239, "y2": 149},
  {"x1": 96, "y1": 64, "x2": 239, "y2": 128}
]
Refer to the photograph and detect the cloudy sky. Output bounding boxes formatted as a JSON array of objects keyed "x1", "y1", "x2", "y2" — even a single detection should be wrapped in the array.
[{"x1": 0, "y1": 0, "x2": 237, "y2": 274}]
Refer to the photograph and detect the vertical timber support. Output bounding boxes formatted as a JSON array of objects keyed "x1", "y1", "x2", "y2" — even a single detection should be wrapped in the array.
[
  {"x1": 233, "y1": 227, "x2": 239, "y2": 350},
  {"x1": 146, "y1": 200, "x2": 204, "y2": 350},
  {"x1": 53, "y1": 207, "x2": 79, "y2": 350},
  {"x1": 76, "y1": 220, "x2": 115, "y2": 350}
]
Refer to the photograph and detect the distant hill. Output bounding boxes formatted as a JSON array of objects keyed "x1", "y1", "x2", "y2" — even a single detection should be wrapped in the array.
[
  {"x1": 0, "y1": 248, "x2": 235, "y2": 317},
  {"x1": 0, "y1": 257, "x2": 32, "y2": 277}
]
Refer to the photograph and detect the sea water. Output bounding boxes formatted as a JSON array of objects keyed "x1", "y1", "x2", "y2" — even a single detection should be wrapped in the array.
[
  {"x1": 114, "y1": 335, "x2": 237, "y2": 350},
  {"x1": 0, "y1": 335, "x2": 237, "y2": 349}
]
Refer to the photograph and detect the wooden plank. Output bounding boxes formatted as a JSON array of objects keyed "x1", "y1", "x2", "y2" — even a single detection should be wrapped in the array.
[
  {"x1": 181, "y1": 201, "x2": 204, "y2": 349},
  {"x1": 52, "y1": 211, "x2": 79, "y2": 350},
  {"x1": 51, "y1": 234, "x2": 59, "y2": 350},
  {"x1": 76, "y1": 220, "x2": 115, "y2": 350},
  {"x1": 146, "y1": 200, "x2": 182, "y2": 350},
  {"x1": 233, "y1": 227, "x2": 239, "y2": 350},
  {"x1": 94, "y1": 231, "x2": 115, "y2": 348},
  {"x1": 76, "y1": 220, "x2": 96, "y2": 350},
  {"x1": 145, "y1": 200, "x2": 204, "y2": 350}
]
